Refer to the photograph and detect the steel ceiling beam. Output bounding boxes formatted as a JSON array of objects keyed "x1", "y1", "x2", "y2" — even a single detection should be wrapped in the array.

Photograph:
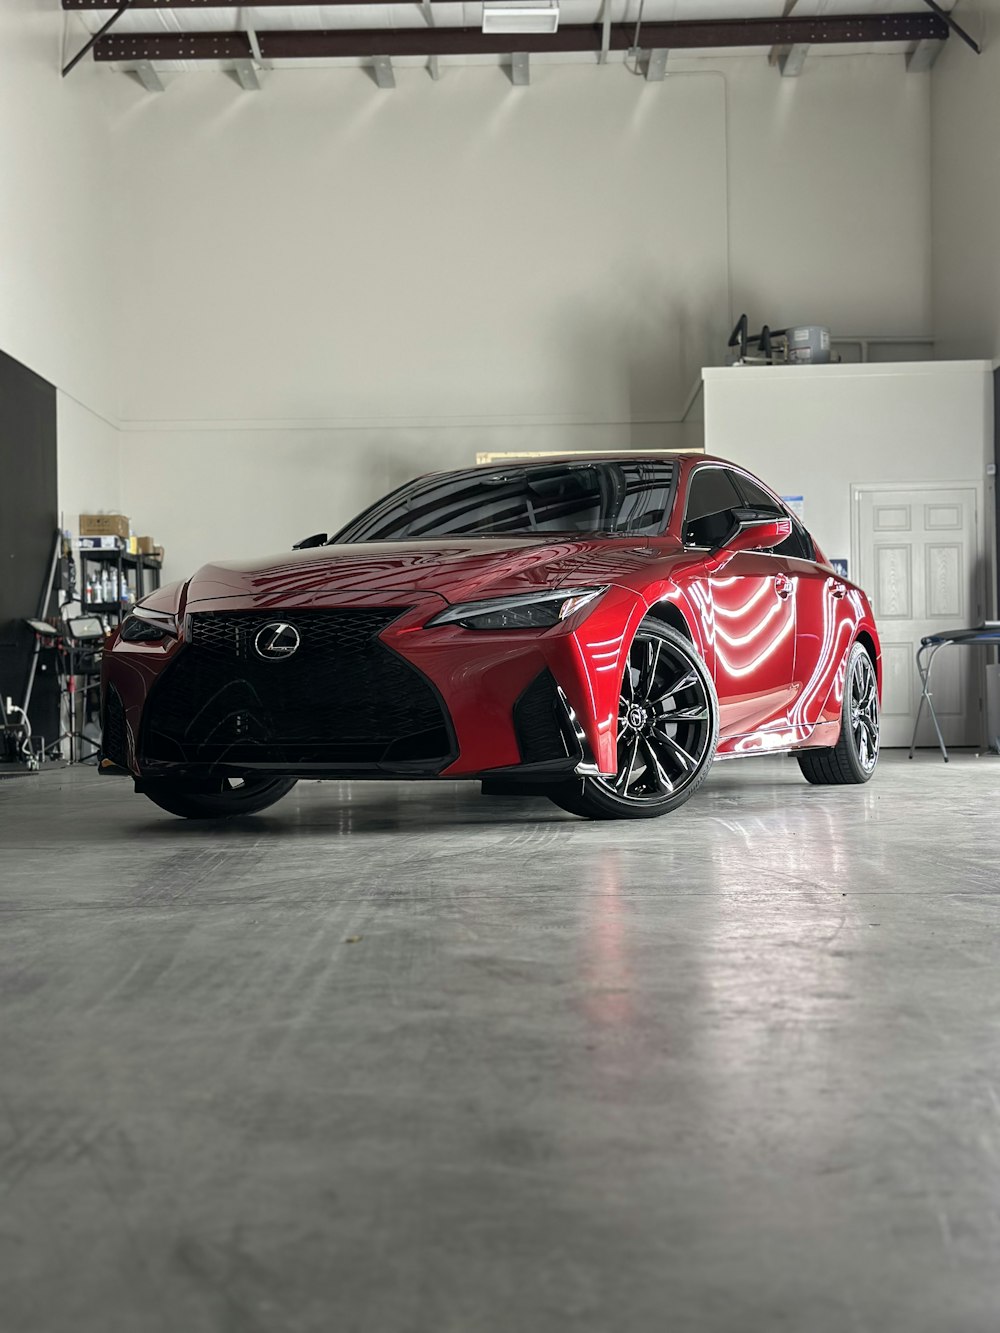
[
  {"x1": 134, "y1": 59, "x2": 164, "y2": 90},
  {"x1": 644, "y1": 48, "x2": 668, "y2": 81},
  {"x1": 372, "y1": 53, "x2": 395, "y2": 85},
  {"x1": 62, "y1": 0, "x2": 129, "y2": 76},
  {"x1": 778, "y1": 42, "x2": 809, "y2": 76},
  {"x1": 510, "y1": 51, "x2": 529, "y2": 84},
  {"x1": 919, "y1": 0, "x2": 981, "y2": 54},
  {"x1": 233, "y1": 56, "x2": 261, "y2": 87},
  {"x1": 93, "y1": 13, "x2": 949, "y2": 62}
]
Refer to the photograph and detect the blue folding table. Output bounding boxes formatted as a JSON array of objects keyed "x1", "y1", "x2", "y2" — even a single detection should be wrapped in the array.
[{"x1": 909, "y1": 626, "x2": 1000, "y2": 762}]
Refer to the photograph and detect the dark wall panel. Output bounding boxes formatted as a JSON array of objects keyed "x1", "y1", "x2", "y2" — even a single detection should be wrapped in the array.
[
  {"x1": 0, "y1": 349, "x2": 59, "y2": 744},
  {"x1": 995, "y1": 368, "x2": 1000, "y2": 615}
]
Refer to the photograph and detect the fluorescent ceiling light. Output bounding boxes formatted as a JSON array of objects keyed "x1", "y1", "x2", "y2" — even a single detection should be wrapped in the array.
[{"x1": 481, "y1": 0, "x2": 560, "y2": 34}]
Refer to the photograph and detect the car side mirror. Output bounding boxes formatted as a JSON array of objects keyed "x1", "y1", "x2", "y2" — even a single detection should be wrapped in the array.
[
  {"x1": 706, "y1": 516, "x2": 792, "y2": 571},
  {"x1": 293, "y1": 532, "x2": 328, "y2": 550},
  {"x1": 720, "y1": 517, "x2": 792, "y2": 556}
]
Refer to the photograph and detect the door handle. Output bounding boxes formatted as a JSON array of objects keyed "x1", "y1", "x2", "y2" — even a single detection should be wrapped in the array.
[
  {"x1": 774, "y1": 574, "x2": 793, "y2": 600},
  {"x1": 831, "y1": 581, "x2": 847, "y2": 600}
]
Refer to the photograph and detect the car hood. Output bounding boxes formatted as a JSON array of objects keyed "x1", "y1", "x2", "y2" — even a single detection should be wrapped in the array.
[{"x1": 183, "y1": 536, "x2": 674, "y2": 608}]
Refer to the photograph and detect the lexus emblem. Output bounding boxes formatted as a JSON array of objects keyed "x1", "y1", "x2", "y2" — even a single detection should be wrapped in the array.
[{"x1": 254, "y1": 622, "x2": 301, "y2": 661}]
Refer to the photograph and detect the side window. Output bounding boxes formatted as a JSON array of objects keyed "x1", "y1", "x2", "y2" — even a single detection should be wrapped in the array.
[
  {"x1": 733, "y1": 475, "x2": 782, "y2": 517},
  {"x1": 683, "y1": 468, "x2": 745, "y2": 548},
  {"x1": 776, "y1": 519, "x2": 816, "y2": 562},
  {"x1": 734, "y1": 473, "x2": 816, "y2": 561}
]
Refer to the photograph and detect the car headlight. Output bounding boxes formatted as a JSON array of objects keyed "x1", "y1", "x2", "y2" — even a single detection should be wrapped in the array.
[
  {"x1": 119, "y1": 608, "x2": 179, "y2": 643},
  {"x1": 427, "y1": 587, "x2": 606, "y2": 631}
]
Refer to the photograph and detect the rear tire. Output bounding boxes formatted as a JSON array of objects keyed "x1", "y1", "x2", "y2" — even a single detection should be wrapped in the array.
[
  {"x1": 548, "y1": 621, "x2": 718, "y2": 820},
  {"x1": 141, "y1": 776, "x2": 297, "y2": 820},
  {"x1": 797, "y1": 642, "x2": 879, "y2": 786}
]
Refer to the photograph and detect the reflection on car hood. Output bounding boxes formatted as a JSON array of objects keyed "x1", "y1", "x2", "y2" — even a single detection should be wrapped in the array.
[{"x1": 184, "y1": 536, "x2": 679, "y2": 607}]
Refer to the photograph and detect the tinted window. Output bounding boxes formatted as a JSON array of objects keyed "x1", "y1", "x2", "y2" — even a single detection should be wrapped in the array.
[
  {"x1": 683, "y1": 468, "x2": 745, "y2": 547},
  {"x1": 774, "y1": 519, "x2": 815, "y2": 562},
  {"x1": 733, "y1": 475, "x2": 782, "y2": 516},
  {"x1": 733, "y1": 474, "x2": 815, "y2": 561},
  {"x1": 337, "y1": 461, "x2": 675, "y2": 541}
]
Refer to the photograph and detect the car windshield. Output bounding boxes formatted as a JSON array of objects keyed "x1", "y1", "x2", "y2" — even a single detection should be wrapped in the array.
[{"x1": 335, "y1": 461, "x2": 676, "y2": 542}]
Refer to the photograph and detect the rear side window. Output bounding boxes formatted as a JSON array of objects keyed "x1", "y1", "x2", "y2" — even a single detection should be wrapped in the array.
[
  {"x1": 733, "y1": 473, "x2": 816, "y2": 561},
  {"x1": 683, "y1": 468, "x2": 745, "y2": 547},
  {"x1": 732, "y1": 474, "x2": 782, "y2": 517}
]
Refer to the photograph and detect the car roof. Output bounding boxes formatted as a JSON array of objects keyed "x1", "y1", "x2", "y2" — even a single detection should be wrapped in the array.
[
  {"x1": 470, "y1": 452, "x2": 703, "y2": 468},
  {"x1": 408, "y1": 452, "x2": 760, "y2": 486}
]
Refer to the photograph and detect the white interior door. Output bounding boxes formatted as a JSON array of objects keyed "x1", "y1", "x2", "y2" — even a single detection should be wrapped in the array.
[{"x1": 853, "y1": 486, "x2": 983, "y2": 748}]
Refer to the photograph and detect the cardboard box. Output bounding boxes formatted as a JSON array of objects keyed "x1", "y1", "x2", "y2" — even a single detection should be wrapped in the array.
[
  {"x1": 137, "y1": 536, "x2": 155, "y2": 555},
  {"x1": 152, "y1": 545, "x2": 165, "y2": 563},
  {"x1": 80, "y1": 513, "x2": 130, "y2": 539}
]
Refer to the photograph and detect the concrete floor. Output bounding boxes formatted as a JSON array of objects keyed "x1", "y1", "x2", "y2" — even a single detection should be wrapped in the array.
[{"x1": 2, "y1": 752, "x2": 999, "y2": 1332}]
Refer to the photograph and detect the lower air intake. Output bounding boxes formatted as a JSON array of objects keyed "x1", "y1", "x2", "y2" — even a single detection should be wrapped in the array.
[
  {"x1": 513, "y1": 669, "x2": 572, "y2": 764},
  {"x1": 101, "y1": 685, "x2": 128, "y2": 768}
]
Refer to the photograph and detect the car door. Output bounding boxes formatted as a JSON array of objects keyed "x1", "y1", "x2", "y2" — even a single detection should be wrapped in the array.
[
  {"x1": 730, "y1": 473, "x2": 838, "y2": 733},
  {"x1": 682, "y1": 465, "x2": 797, "y2": 738}
]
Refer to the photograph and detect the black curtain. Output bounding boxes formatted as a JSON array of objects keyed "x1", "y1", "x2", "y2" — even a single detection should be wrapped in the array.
[
  {"x1": 995, "y1": 368, "x2": 1000, "y2": 616},
  {"x1": 0, "y1": 349, "x2": 59, "y2": 747}
]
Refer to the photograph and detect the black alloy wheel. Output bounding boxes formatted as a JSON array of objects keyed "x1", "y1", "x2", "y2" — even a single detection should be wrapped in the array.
[
  {"x1": 797, "y1": 642, "x2": 880, "y2": 785},
  {"x1": 548, "y1": 621, "x2": 719, "y2": 820},
  {"x1": 140, "y1": 775, "x2": 298, "y2": 820}
]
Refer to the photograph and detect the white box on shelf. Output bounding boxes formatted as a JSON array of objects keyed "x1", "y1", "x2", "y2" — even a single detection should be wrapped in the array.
[{"x1": 77, "y1": 536, "x2": 123, "y2": 551}]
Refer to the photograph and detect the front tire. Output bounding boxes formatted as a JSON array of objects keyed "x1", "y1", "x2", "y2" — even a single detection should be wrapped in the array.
[
  {"x1": 797, "y1": 642, "x2": 879, "y2": 785},
  {"x1": 548, "y1": 621, "x2": 719, "y2": 820},
  {"x1": 141, "y1": 775, "x2": 298, "y2": 820}
]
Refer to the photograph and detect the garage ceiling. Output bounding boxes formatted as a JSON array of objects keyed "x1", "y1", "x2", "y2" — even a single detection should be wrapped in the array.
[{"x1": 61, "y1": 0, "x2": 968, "y2": 81}]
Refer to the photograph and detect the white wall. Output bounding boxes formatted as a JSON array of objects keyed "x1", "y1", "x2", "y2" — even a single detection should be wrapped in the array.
[
  {"x1": 726, "y1": 54, "x2": 931, "y2": 340},
  {"x1": 56, "y1": 394, "x2": 122, "y2": 543},
  {"x1": 702, "y1": 361, "x2": 993, "y2": 572},
  {"x1": 0, "y1": 1, "x2": 125, "y2": 423},
  {"x1": 931, "y1": 1, "x2": 1000, "y2": 360},
  {"x1": 0, "y1": 2, "x2": 132, "y2": 549},
  {"x1": 114, "y1": 56, "x2": 932, "y2": 427},
  {"x1": 111, "y1": 53, "x2": 933, "y2": 577},
  {"x1": 115, "y1": 64, "x2": 728, "y2": 427}
]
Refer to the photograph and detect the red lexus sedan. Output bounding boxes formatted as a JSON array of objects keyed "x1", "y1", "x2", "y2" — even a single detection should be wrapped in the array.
[{"x1": 100, "y1": 454, "x2": 881, "y2": 820}]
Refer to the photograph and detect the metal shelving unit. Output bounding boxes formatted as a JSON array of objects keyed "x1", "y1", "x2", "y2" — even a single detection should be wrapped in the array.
[{"x1": 78, "y1": 549, "x2": 162, "y2": 624}]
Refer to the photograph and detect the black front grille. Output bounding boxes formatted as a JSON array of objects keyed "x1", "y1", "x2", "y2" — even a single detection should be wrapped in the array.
[
  {"x1": 513, "y1": 670, "x2": 572, "y2": 764},
  {"x1": 101, "y1": 685, "x2": 128, "y2": 768},
  {"x1": 142, "y1": 609, "x2": 454, "y2": 771}
]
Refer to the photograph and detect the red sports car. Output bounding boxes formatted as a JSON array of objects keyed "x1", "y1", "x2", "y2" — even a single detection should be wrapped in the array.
[{"x1": 100, "y1": 454, "x2": 881, "y2": 820}]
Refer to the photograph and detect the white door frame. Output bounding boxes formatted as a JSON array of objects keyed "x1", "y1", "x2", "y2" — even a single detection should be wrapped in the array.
[{"x1": 850, "y1": 479, "x2": 988, "y2": 745}]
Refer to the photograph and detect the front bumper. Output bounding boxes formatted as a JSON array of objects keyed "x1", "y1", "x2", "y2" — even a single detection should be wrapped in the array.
[{"x1": 101, "y1": 586, "x2": 646, "y2": 781}]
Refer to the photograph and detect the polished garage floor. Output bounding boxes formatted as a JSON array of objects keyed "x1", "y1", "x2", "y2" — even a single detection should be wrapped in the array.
[{"x1": 2, "y1": 752, "x2": 999, "y2": 1333}]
